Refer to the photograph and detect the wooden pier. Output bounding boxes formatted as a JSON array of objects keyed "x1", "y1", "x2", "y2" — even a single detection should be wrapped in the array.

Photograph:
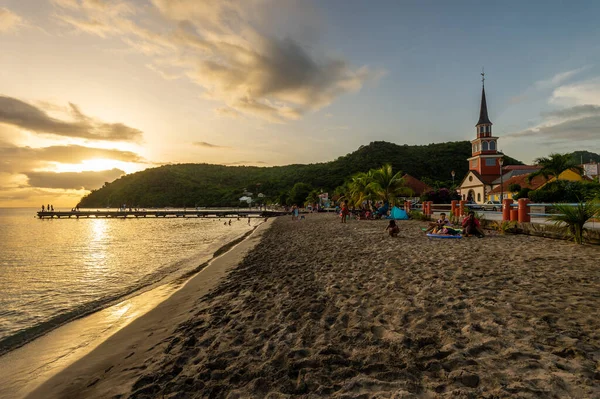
[{"x1": 36, "y1": 209, "x2": 288, "y2": 219}]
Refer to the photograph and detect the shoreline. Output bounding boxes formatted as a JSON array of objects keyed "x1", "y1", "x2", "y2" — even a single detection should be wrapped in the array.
[
  {"x1": 20, "y1": 214, "x2": 600, "y2": 398},
  {"x1": 0, "y1": 216, "x2": 259, "y2": 357},
  {"x1": 25, "y1": 218, "x2": 273, "y2": 399},
  {"x1": 0, "y1": 221, "x2": 269, "y2": 399}
]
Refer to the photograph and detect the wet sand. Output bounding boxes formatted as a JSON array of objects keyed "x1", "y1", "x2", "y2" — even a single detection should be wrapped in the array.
[{"x1": 30, "y1": 214, "x2": 600, "y2": 398}]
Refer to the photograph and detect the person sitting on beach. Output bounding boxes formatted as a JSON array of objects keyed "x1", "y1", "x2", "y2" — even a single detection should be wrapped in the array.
[
  {"x1": 426, "y1": 212, "x2": 450, "y2": 233},
  {"x1": 385, "y1": 220, "x2": 400, "y2": 237},
  {"x1": 462, "y1": 211, "x2": 485, "y2": 237}
]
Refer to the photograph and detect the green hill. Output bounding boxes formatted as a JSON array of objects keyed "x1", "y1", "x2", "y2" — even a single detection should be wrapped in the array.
[{"x1": 77, "y1": 141, "x2": 522, "y2": 208}]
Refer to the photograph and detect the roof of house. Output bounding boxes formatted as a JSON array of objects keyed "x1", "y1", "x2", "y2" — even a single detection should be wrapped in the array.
[
  {"x1": 491, "y1": 168, "x2": 539, "y2": 185},
  {"x1": 472, "y1": 170, "x2": 499, "y2": 185},
  {"x1": 503, "y1": 165, "x2": 541, "y2": 171},
  {"x1": 488, "y1": 174, "x2": 547, "y2": 194},
  {"x1": 402, "y1": 174, "x2": 432, "y2": 196}
]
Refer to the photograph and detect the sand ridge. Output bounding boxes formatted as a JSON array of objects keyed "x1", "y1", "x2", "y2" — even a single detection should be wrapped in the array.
[{"x1": 34, "y1": 214, "x2": 600, "y2": 398}]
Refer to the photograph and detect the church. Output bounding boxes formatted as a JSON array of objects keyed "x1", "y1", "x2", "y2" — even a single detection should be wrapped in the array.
[{"x1": 458, "y1": 76, "x2": 503, "y2": 203}]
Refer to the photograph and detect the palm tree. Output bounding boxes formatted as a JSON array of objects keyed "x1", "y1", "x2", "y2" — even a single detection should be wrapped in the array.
[
  {"x1": 527, "y1": 153, "x2": 583, "y2": 182},
  {"x1": 305, "y1": 190, "x2": 320, "y2": 208},
  {"x1": 368, "y1": 164, "x2": 412, "y2": 206},
  {"x1": 348, "y1": 171, "x2": 375, "y2": 208},
  {"x1": 549, "y1": 201, "x2": 600, "y2": 244}
]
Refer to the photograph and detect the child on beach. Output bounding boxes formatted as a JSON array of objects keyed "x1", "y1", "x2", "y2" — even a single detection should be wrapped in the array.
[
  {"x1": 341, "y1": 200, "x2": 350, "y2": 223},
  {"x1": 385, "y1": 220, "x2": 400, "y2": 237},
  {"x1": 462, "y1": 211, "x2": 485, "y2": 237},
  {"x1": 426, "y1": 212, "x2": 450, "y2": 233}
]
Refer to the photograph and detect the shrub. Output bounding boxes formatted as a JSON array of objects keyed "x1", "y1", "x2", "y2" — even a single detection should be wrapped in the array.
[
  {"x1": 421, "y1": 188, "x2": 461, "y2": 204},
  {"x1": 491, "y1": 220, "x2": 517, "y2": 234},
  {"x1": 508, "y1": 183, "x2": 521, "y2": 193},
  {"x1": 409, "y1": 211, "x2": 431, "y2": 221},
  {"x1": 548, "y1": 201, "x2": 600, "y2": 244},
  {"x1": 528, "y1": 180, "x2": 600, "y2": 203},
  {"x1": 514, "y1": 187, "x2": 531, "y2": 200}
]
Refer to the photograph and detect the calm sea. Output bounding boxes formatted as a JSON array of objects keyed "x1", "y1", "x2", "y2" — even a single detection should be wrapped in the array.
[{"x1": 0, "y1": 208, "x2": 254, "y2": 353}]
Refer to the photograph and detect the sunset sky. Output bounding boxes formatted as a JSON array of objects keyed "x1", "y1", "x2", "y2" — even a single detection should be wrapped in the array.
[{"x1": 1, "y1": 0, "x2": 600, "y2": 207}]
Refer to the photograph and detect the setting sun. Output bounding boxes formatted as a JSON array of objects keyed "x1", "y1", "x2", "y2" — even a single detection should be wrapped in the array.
[{"x1": 50, "y1": 159, "x2": 143, "y2": 175}]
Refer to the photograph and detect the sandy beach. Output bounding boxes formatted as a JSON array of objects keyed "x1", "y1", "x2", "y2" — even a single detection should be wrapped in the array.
[{"x1": 29, "y1": 213, "x2": 599, "y2": 398}]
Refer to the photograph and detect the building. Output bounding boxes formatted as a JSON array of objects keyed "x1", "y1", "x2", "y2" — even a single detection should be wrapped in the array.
[
  {"x1": 401, "y1": 174, "x2": 432, "y2": 197},
  {"x1": 458, "y1": 76, "x2": 503, "y2": 203},
  {"x1": 487, "y1": 168, "x2": 591, "y2": 201}
]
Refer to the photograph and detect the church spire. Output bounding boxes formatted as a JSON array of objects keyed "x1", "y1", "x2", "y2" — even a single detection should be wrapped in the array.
[{"x1": 477, "y1": 70, "x2": 492, "y2": 126}]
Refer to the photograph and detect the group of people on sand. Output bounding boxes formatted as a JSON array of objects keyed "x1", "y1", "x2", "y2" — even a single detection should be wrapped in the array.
[
  {"x1": 224, "y1": 217, "x2": 252, "y2": 226},
  {"x1": 383, "y1": 211, "x2": 485, "y2": 238},
  {"x1": 424, "y1": 211, "x2": 485, "y2": 237}
]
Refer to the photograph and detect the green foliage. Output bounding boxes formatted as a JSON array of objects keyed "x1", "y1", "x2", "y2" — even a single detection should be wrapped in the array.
[
  {"x1": 514, "y1": 187, "x2": 531, "y2": 200},
  {"x1": 491, "y1": 220, "x2": 517, "y2": 234},
  {"x1": 77, "y1": 141, "x2": 521, "y2": 208},
  {"x1": 570, "y1": 150, "x2": 600, "y2": 165},
  {"x1": 288, "y1": 183, "x2": 313, "y2": 206},
  {"x1": 421, "y1": 188, "x2": 460, "y2": 204},
  {"x1": 528, "y1": 180, "x2": 600, "y2": 203},
  {"x1": 508, "y1": 183, "x2": 521, "y2": 193},
  {"x1": 305, "y1": 189, "x2": 320, "y2": 207},
  {"x1": 409, "y1": 211, "x2": 430, "y2": 221},
  {"x1": 368, "y1": 164, "x2": 411, "y2": 205},
  {"x1": 528, "y1": 153, "x2": 583, "y2": 182},
  {"x1": 548, "y1": 201, "x2": 600, "y2": 244}
]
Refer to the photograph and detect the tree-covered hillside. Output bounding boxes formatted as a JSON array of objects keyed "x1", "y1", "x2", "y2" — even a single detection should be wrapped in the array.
[{"x1": 78, "y1": 141, "x2": 522, "y2": 208}]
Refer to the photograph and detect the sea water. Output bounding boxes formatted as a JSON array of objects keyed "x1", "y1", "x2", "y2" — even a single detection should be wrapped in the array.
[{"x1": 0, "y1": 208, "x2": 253, "y2": 353}]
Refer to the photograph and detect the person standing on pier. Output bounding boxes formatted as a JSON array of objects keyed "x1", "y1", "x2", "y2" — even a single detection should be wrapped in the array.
[
  {"x1": 41, "y1": 205, "x2": 45, "y2": 212},
  {"x1": 50, "y1": 205, "x2": 54, "y2": 211}
]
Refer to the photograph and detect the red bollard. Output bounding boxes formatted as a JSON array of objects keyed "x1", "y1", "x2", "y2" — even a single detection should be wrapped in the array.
[
  {"x1": 451, "y1": 200, "x2": 458, "y2": 216},
  {"x1": 510, "y1": 209, "x2": 518, "y2": 222},
  {"x1": 427, "y1": 201, "x2": 434, "y2": 216},
  {"x1": 502, "y1": 199, "x2": 513, "y2": 221},
  {"x1": 518, "y1": 198, "x2": 531, "y2": 223},
  {"x1": 459, "y1": 200, "x2": 466, "y2": 216}
]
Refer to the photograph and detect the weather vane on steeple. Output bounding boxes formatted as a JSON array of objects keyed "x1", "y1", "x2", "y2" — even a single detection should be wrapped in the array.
[{"x1": 481, "y1": 67, "x2": 485, "y2": 87}]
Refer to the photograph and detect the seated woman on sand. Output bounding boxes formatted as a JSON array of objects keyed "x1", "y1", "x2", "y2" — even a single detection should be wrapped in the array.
[
  {"x1": 385, "y1": 220, "x2": 400, "y2": 237},
  {"x1": 462, "y1": 211, "x2": 485, "y2": 237}
]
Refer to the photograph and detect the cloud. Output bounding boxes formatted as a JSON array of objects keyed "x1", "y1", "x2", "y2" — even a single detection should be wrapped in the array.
[
  {"x1": 551, "y1": 77, "x2": 600, "y2": 106},
  {"x1": 192, "y1": 141, "x2": 229, "y2": 149},
  {"x1": 25, "y1": 168, "x2": 125, "y2": 190},
  {"x1": 0, "y1": 142, "x2": 145, "y2": 173},
  {"x1": 51, "y1": 0, "x2": 380, "y2": 122},
  {"x1": 535, "y1": 67, "x2": 588, "y2": 89},
  {"x1": 0, "y1": 7, "x2": 22, "y2": 33},
  {"x1": 507, "y1": 104, "x2": 600, "y2": 143},
  {"x1": 0, "y1": 96, "x2": 143, "y2": 141},
  {"x1": 214, "y1": 107, "x2": 242, "y2": 119}
]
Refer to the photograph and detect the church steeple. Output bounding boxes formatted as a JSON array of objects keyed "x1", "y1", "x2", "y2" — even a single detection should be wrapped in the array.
[
  {"x1": 468, "y1": 71, "x2": 501, "y2": 177},
  {"x1": 477, "y1": 86, "x2": 492, "y2": 125}
]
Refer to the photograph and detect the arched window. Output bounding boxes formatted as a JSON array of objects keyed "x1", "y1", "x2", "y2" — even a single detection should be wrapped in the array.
[
  {"x1": 477, "y1": 193, "x2": 481, "y2": 202},
  {"x1": 482, "y1": 141, "x2": 489, "y2": 151},
  {"x1": 490, "y1": 141, "x2": 496, "y2": 150}
]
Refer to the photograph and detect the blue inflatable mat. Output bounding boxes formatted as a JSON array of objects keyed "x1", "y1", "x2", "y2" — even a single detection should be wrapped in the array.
[{"x1": 426, "y1": 233, "x2": 462, "y2": 239}]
